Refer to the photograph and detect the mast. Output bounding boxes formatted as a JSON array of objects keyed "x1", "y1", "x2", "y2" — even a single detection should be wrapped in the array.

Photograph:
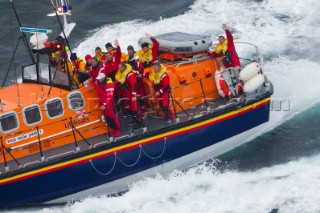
[
  {"x1": 10, "y1": 0, "x2": 35, "y2": 64},
  {"x1": 49, "y1": 0, "x2": 76, "y2": 38},
  {"x1": 52, "y1": 1, "x2": 79, "y2": 89}
]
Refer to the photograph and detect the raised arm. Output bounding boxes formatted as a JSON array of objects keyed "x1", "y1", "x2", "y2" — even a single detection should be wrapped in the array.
[
  {"x1": 146, "y1": 33, "x2": 159, "y2": 62},
  {"x1": 222, "y1": 24, "x2": 236, "y2": 52},
  {"x1": 114, "y1": 39, "x2": 121, "y2": 65}
]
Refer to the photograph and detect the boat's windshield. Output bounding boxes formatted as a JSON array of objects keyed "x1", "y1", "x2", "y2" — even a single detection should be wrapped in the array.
[{"x1": 22, "y1": 62, "x2": 69, "y2": 88}]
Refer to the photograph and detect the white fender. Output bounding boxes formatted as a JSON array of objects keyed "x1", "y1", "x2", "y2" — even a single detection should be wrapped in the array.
[
  {"x1": 243, "y1": 74, "x2": 265, "y2": 93},
  {"x1": 240, "y1": 62, "x2": 261, "y2": 81},
  {"x1": 214, "y1": 70, "x2": 226, "y2": 97}
]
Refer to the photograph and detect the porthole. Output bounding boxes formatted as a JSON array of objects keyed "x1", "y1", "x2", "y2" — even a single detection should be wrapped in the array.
[
  {"x1": 0, "y1": 112, "x2": 19, "y2": 133},
  {"x1": 45, "y1": 98, "x2": 64, "y2": 119},
  {"x1": 23, "y1": 104, "x2": 42, "y2": 126},
  {"x1": 68, "y1": 92, "x2": 85, "y2": 111}
]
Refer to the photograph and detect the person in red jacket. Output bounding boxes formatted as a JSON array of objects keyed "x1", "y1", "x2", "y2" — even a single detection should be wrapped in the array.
[
  {"x1": 126, "y1": 45, "x2": 147, "y2": 112},
  {"x1": 149, "y1": 61, "x2": 174, "y2": 124},
  {"x1": 105, "y1": 39, "x2": 121, "y2": 80},
  {"x1": 94, "y1": 73, "x2": 121, "y2": 137},
  {"x1": 106, "y1": 42, "x2": 127, "y2": 62},
  {"x1": 136, "y1": 33, "x2": 159, "y2": 68},
  {"x1": 90, "y1": 57, "x2": 106, "y2": 81},
  {"x1": 221, "y1": 24, "x2": 241, "y2": 69},
  {"x1": 116, "y1": 63, "x2": 144, "y2": 129},
  {"x1": 209, "y1": 24, "x2": 241, "y2": 69}
]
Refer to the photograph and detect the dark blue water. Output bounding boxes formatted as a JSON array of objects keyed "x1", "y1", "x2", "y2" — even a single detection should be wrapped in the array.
[
  {"x1": 1, "y1": 0, "x2": 320, "y2": 212},
  {"x1": 217, "y1": 104, "x2": 320, "y2": 172}
]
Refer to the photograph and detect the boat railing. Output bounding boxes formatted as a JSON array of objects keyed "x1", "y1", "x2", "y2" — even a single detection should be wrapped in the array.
[
  {"x1": 234, "y1": 42, "x2": 262, "y2": 67},
  {"x1": 210, "y1": 41, "x2": 262, "y2": 68},
  {"x1": 45, "y1": 150, "x2": 76, "y2": 162},
  {"x1": 0, "y1": 109, "x2": 103, "y2": 173},
  {"x1": 141, "y1": 67, "x2": 244, "y2": 121}
]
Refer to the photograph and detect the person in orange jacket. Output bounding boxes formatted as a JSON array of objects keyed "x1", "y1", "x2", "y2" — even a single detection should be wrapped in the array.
[
  {"x1": 94, "y1": 73, "x2": 121, "y2": 137},
  {"x1": 116, "y1": 63, "x2": 144, "y2": 129},
  {"x1": 149, "y1": 61, "x2": 174, "y2": 124}
]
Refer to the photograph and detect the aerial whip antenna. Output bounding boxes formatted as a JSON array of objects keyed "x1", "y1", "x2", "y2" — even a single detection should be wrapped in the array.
[{"x1": 10, "y1": 0, "x2": 35, "y2": 63}]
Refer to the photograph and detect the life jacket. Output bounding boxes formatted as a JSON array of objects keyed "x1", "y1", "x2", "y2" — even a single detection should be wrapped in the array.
[
  {"x1": 76, "y1": 59, "x2": 86, "y2": 72},
  {"x1": 126, "y1": 54, "x2": 138, "y2": 64},
  {"x1": 120, "y1": 52, "x2": 127, "y2": 62},
  {"x1": 115, "y1": 64, "x2": 132, "y2": 85},
  {"x1": 72, "y1": 58, "x2": 86, "y2": 75},
  {"x1": 149, "y1": 64, "x2": 167, "y2": 85},
  {"x1": 136, "y1": 44, "x2": 153, "y2": 64},
  {"x1": 214, "y1": 39, "x2": 228, "y2": 55},
  {"x1": 95, "y1": 52, "x2": 106, "y2": 60}
]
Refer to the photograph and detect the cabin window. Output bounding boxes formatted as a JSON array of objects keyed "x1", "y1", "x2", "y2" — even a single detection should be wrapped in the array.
[
  {"x1": 0, "y1": 112, "x2": 18, "y2": 132},
  {"x1": 68, "y1": 93, "x2": 85, "y2": 110},
  {"x1": 23, "y1": 105, "x2": 42, "y2": 125},
  {"x1": 45, "y1": 99, "x2": 64, "y2": 118}
]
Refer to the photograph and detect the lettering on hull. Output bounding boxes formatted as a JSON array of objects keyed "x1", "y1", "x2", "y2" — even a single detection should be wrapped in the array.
[
  {"x1": 6, "y1": 129, "x2": 44, "y2": 144},
  {"x1": 64, "y1": 118, "x2": 90, "y2": 129}
]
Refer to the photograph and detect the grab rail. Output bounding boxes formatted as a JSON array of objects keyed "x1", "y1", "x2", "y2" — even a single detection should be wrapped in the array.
[{"x1": 1, "y1": 137, "x2": 21, "y2": 172}]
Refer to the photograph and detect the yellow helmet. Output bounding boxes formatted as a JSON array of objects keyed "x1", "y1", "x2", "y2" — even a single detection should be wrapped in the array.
[
  {"x1": 53, "y1": 51, "x2": 61, "y2": 57},
  {"x1": 106, "y1": 77, "x2": 113, "y2": 84}
]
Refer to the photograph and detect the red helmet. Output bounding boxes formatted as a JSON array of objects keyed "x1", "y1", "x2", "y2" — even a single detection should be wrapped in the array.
[{"x1": 85, "y1": 54, "x2": 92, "y2": 61}]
